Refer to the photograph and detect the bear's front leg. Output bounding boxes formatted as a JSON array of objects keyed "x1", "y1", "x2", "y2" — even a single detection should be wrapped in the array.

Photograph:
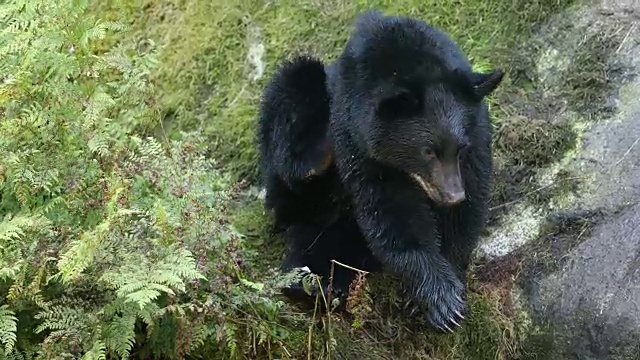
[
  {"x1": 347, "y1": 173, "x2": 466, "y2": 332},
  {"x1": 438, "y1": 150, "x2": 492, "y2": 279},
  {"x1": 437, "y1": 198, "x2": 486, "y2": 280}
]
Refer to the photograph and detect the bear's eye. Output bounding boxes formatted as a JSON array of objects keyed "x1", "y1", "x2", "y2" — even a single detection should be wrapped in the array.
[
  {"x1": 457, "y1": 143, "x2": 470, "y2": 157},
  {"x1": 377, "y1": 90, "x2": 421, "y2": 119},
  {"x1": 422, "y1": 148, "x2": 437, "y2": 159}
]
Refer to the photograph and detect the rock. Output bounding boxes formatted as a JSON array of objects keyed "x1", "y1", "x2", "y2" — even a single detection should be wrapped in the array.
[
  {"x1": 479, "y1": 0, "x2": 640, "y2": 358},
  {"x1": 533, "y1": 203, "x2": 640, "y2": 359}
]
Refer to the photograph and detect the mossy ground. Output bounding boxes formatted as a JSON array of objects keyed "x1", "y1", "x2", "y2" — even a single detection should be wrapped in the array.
[
  {"x1": 84, "y1": 0, "x2": 629, "y2": 358},
  {"x1": 485, "y1": 4, "x2": 630, "y2": 225}
]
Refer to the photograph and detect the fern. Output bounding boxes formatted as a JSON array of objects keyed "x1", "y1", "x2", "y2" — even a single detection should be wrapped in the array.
[
  {"x1": 87, "y1": 136, "x2": 110, "y2": 159},
  {"x1": 0, "y1": 306, "x2": 17, "y2": 355},
  {"x1": 100, "y1": 246, "x2": 205, "y2": 310},
  {"x1": 34, "y1": 305, "x2": 86, "y2": 335},
  {"x1": 0, "y1": 214, "x2": 50, "y2": 281},
  {"x1": 82, "y1": 341, "x2": 106, "y2": 360},
  {"x1": 0, "y1": 214, "x2": 33, "y2": 241},
  {"x1": 0, "y1": 349, "x2": 35, "y2": 360},
  {"x1": 103, "y1": 312, "x2": 136, "y2": 358},
  {"x1": 225, "y1": 323, "x2": 238, "y2": 357},
  {"x1": 82, "y1": 87, "x2": 116, "y2": 131},
  {"x1": 0, "y1": 0, "x2": 288, "y2": 358},
  {"x1": 56, "y1": 220, "x2": 110, "y2": 283},
  {"x1": 38, "y1": 196, "x2": 67, "y2": 217}
]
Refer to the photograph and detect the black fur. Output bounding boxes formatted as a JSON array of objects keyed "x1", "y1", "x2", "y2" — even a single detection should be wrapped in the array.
[
  {"x1": 257, "y1": 56, "x2": 336, "y2": 229},
  {"x1": 257, "y1": 10, "x2": 503, "y2": 332},
  {"x1": 257, "y1": 56, "x2": 381, "y2": 302}
]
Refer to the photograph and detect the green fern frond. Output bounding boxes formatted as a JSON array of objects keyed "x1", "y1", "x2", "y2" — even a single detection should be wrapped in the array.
[
  {"x1": 0, "y1": 214, "x2": 50, "y2": 282},
  {"x1": 0, "y1": 214, "x2": 37, "y2": 242},
  {"x1": 187, "y1": 324, "x2": 215, "y2": 354},
  {"x1": 33, "y1": 305, "x2": 84, "y2": 334},
  {"x1": 104, "y1": 313, "x2": 136, "y2": 359},
  {"x1": 101, "y1": 253, "x2": 204, "y2": 310},
  {"x1": 57, "y1": 220, "x2": 110, "y2": 283},
  {"x1": 124, "y1": 288, "x2": 164, "y2": 310},
  {"x1": 39, "y1": 196, "x2": 67, "y2": 216},
  {"x1": 6, "y1": 277, "x2": 23, "y2": 302},
  {"x1": 0, "y1": 265, "x2": 21, "y2": 282},
  {"x1": 0, "y1": 349, "x2": 34, "y2": 360},
  {"x1": 87, "y1": 136, "x2": 110, "y2": 158},
  {"x1": 13, "y1": 184, "x2": 30, "y2": 208},
  {"x1": 6, "y1": 269, "x2": 49, "y2": 309},
  {"x1": 0, "y1": 305, "x2": 18, "y2": 355},
  {"x1": 0, "y1": 0, "x2": 264, "y2": 358},
  {"x1": 136, "y1": 302, "x2": 161, "y2": 328},
  {"x1": 79, "y1": 19, "x2": 125, "y2": 49},
  {"x1": 83, "y1": 87, "x2": 115, "y2": 130},
  {"x1": 29, "y1": 294, "x2": 47, "y2": 310},
  {"x1": 82, "y1": 340, "x2": 106, "y2": 360},
  {"x1": 225, "y1": 323, "x2": 238, "y2": 357}
]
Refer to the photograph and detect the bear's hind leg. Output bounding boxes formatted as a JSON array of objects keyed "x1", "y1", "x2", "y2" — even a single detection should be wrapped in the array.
[{"x1": 280, "y1": 218, "x2": 379, "y2": 310}]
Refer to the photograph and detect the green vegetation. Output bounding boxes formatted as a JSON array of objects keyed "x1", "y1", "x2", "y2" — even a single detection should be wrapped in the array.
[{"x1": 0, "y1": 0, "x2": 588, "y2": 359}]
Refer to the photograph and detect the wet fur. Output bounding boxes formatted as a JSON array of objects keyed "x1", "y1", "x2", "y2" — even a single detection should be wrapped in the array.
[
  {"x1": 257, "y1": 11, "x2": 502, "y2": 331},
  {"x1": 257, "y1": 56, "x2": 381, "y2": 302}
]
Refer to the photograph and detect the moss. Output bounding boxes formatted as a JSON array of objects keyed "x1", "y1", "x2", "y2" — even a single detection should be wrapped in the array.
[
  {"x1": 483, "y1": 2, "x2": 636, "y2": 229},
  {"x1": 489, "y1": 115, "x2": 579, "y2": 224},
  {"x1": 504, "y1": 5, "x2": 630, "y2": 123},
  {"x1": 474, "y1": 207, "x2": 615, "y2": 359},
  {"x1": 483, "y1": 209, "x2": 607, "y2": 359},
  {"x1": 527, "y1": 169, "x2": 581, "y2": 208},
  {"x1": 227, "y1": 196, "x2": 539, "y2": 359},
  {"x1": 494, "y1": 116, "x2": 577, "y2": 168},
  {"x1": 351, "y1": 274, "x2": 526, "y2": 360},
  {"x1": 520, "y1": 327, "x2": 557, "y2": 360},
  {"x1": 227, "y1": 192, "x2": 286, "y2": 276},
  {"x1": 559, "y1": 26, "x2": 628, "y2": 119}
]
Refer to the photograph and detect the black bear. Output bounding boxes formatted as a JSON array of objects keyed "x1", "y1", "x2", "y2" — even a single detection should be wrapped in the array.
[{"x1": 256, "y1": 10, "x2": 503, "y2": 332}]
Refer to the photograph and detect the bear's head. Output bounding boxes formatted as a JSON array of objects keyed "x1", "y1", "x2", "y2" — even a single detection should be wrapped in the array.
[{"x1": 340, "y1": 11, "x2": 504, "y2": 207}]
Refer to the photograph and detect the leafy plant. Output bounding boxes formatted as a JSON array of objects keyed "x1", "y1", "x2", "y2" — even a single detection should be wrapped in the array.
[{"x1": 0, "y1": 1, "x2": 297, "y2": 359}]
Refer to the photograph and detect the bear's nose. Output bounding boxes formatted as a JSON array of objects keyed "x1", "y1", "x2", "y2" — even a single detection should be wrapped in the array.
[{"x1": 444, "y1": 191, "x2": 465, "y2": 205}]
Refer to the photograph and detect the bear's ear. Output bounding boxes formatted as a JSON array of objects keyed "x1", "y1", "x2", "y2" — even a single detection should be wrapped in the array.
[{"x1": 470, "y1": 70, "x2": 504, "y2": 98}]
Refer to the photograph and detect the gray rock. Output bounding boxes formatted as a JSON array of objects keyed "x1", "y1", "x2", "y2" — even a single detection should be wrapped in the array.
[
  {"x1": 532, "y1": 203, "x2": 640, "y2": 359},
  {"x1": 480, "y1": 0, "x2": 640, "y2": 260},
  {"x1": 481, "y1": 0, "x2": 640, "y2": 358}
]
